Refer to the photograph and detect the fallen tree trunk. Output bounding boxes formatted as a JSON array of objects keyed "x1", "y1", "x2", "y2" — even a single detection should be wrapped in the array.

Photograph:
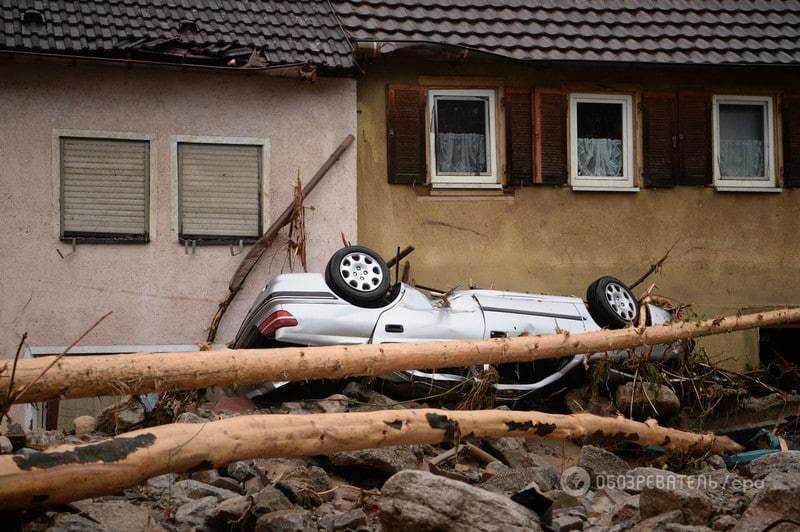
[
  {"x1": 2, "y1": 308, "x2": 798, "y2": 404},
  {"x1": 206, "y1": 134, "x2": 355, "y2": 342},
  {"x1": 0, "y1": 408, "x2": 742, "y2": 510}
]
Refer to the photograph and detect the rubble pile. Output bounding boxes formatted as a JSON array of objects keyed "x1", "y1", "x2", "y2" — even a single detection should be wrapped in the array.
[{"x1": 2, "y1": 380, "x2": 799, "y2": 532}]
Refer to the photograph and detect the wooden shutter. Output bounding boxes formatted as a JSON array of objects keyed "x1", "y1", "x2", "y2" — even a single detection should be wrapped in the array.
[
  {"x1": 782, "y1": 95, "x2": 800, "y2": 187},
  {"x1": 677, "y1": 91, "x2": 712, "y2": 185},
  {"x1": 60, "y1": 137, "x2": 148, "y2": 238},
  {"x1": 505, "y1": 88, "x2": 534, "y2": 185},
  {"x1": 386, "y1": 85, "x2": 426, "y2": 184},
  {"x1": 535, "y1": 89, "x2": 568, "y2": 185},
  {"x1": 642, "y1": 92, "x2": 678, "y2": 187},
  {"x1": 178, "y1": 143, "x2": 261, "y2": 240}
]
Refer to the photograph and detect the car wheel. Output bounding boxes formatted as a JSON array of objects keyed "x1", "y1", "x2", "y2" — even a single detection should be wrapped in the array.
[
  {"x1": 325, "y1": 245, "x2": 391, "y2": 307},
  {"x1": 586, "y1": 276, "x2": 640, "y2": 329}
]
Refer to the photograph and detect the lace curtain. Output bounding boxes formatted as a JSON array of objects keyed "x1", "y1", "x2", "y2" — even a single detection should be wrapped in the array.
[
  {"x1": 577, "y1": 138, "x2": 622, "y2": 177},
  {"x1": 436, "y1": 133, "x2": 487, "y2": 174},
  {"x1": 719, "y1": 140, "x2": 764, "y2": 178}
]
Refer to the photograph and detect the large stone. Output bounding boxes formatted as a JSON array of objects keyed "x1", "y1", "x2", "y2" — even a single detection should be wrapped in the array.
[
  {"x1": 174, "y1": 496, "x2": 218, "y2": 528},
  {"x1": 0, "y1": 435, "x2": 12, "y2": 454},
  {"x1": 630, "y1": 510, "x2": 685, "y2": 531},
  {"x1": 275, "y1": 465, "x2": 333, "y2": 507},
  {"x1": 564, "y1": 387, "x2": 616, "y2": 417},
  {"x1": 480, "y1": 466, "x2": 560, "y2": 495},
  {"x1": 255, "y1": 509, "x2": 314, "y2": 532},
  {"x1": 577, "y1": 445, "x2": 629, "y2": 484},
  {"x1": 379, "y1": 469, "x2": 542, "y2": 531},
  {"x1": 72, "y1": 415, "x2": 97, "y2": 436},
  {"x1": 48, "y1": 513, "x2": 108, "y2": 532},
  {"x1": 482, "y1": 437, "x2": 550, "y2": 469},
  {"x1": 226, "y1": 460, "x2": 257, "y2": 482},
  {"x1": 71, "y1": 499, "x2": 165, "y2": 532},
  {"x1": 583, "y1": 487, "x2": 640, "y2": 528},
  {"x1": 329, "y1": 445, "x2": 419, "y2": 475},
  {"x1": 146, "y1": 473, "x2": 178, "y2": 491},
  {"x1": 97, "y1": 398, "x2": 145, "y2": 434},
  {"x1": 738, "y1": 472, "x2": 800, "y2": 531},
  {"x1": 251, "y1": 486, "x2": 295, "y2": 517},
  {"x1": 175, "y1": 412, "x2": 206, "y2": 424},
  {"x1": 204, "y1": 494, "x2": 253, "y2": 529},
  {"x1": 171, "y1": 478, "x2": 239, "y2": 501},
  {"x1": 616, "y1": 382, "x2": 681, "y2": 419},
  {"x1": 640, "y1": 485, "x2": 711, "y2": 525},
  {"x1": 742, "y1": 450, "x2": 800, "y2": 480},
  {"x1": 318, "y1": 508, "x2": 368, "y2": 531}
]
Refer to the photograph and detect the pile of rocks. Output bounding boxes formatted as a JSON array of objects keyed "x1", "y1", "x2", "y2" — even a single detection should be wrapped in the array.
[{"x1": 3, "y1": 382, "x2": 799, "y2": 531}]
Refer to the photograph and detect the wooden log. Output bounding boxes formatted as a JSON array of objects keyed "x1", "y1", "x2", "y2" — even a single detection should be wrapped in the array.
[
  {"x1": 0, "y1": 408, "x2": 742, "y2": 510},
  {"x1": 206, "y1": 134, "x2": 355, "y2": 342},
  {"x1": 1, "y1": 308, "x2": 798, "y2": 405}
]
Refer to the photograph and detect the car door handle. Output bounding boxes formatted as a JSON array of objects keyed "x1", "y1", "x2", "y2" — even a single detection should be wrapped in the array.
[{"x1": 385, "y1": 324, "x2": 404, "y2": 333}]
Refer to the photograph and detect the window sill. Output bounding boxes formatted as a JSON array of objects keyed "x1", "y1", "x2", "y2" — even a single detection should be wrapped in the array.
[
  {"x1": 571, "y1": 186, "x2": 640, "y2": 193},
  {"x1": 418, "y1": 183, "x2": 513, "y2": 201},
  {"x1": 61, "y1": 233, "x2": 149, "y2": 244},
  {"x1": 715, "y1": 186, "x2": 782, "y2": 193},
  {"x1": 431, "y1": 183, "x2": 503, "y2": 190}
]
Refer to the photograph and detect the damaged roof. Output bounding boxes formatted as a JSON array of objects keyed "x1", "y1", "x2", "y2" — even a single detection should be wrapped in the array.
[
  {"x1": 332, "y1": 0, "x2": 800, "y2": 66},
  {"x1": 0, "y1": 0, "x2": 354, "y2": 71}
]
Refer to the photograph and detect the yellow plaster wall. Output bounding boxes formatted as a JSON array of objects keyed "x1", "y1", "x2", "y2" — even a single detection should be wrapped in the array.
[{"x1": 356, "y1": 60, "x2": 800, "y2": 370}]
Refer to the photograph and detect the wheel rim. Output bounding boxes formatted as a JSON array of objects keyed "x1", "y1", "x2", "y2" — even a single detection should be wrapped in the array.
[
  {"x1": 604, "y1": 282, "x2": 637, "y2": 321},
  {"x1": 339, "y1": 252, "x2": 384, "y2": 292}
]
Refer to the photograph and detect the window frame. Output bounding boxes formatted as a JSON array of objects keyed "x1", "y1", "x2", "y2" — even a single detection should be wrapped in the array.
[
  {"x1": 171, "y1": 135, "x2": 270, "y2": 245},
  {"x1": 53, "y1": 129, "x2": 154, "y2": 243},
  {"x1": 427, "y1": 88, "x2": 498, "y2": 185},
  {"x1": 569, "y1": 93, "x2": 636, "y2": 190},
  {"x1": 712, "y1": 94, "x2": 776, "y2": 190}
]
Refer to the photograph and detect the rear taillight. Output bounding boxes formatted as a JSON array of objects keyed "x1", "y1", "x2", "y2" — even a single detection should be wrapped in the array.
[{"x1": 257, "y1": 310, "x2": 298, "y2": 337}]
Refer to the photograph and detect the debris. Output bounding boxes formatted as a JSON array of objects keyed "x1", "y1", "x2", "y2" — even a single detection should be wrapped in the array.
[
  {"x1": 0, "y1": 436, "x2": 12, "y2": 454},
  {"x1": 96, "y1": 397, "x2": 145, "y2": 434},
  {"x1": 72, "y1": 415, "x2": 97, "y2": 436},
  {"x1": 212, "y1": 395, "x2": 257, "y2": 415},
  {"x1": 6, "y1": 422, "x2": 26, "y2": 450},
  {"x1": 5, "y1": 308, "x2": 799, "y2": 405},
  {"x1": 329, "y1": 445, "x2": 420, "y2": 475},
  {"x1": 206, "y1": 134, "x2": 355, "y2": 343},
  {"x1": 616, "y1": 381, "x2": 681, "y2": 419},
  {"x1": 379, "y1": 469, "x2": 542, "y2": 531}
]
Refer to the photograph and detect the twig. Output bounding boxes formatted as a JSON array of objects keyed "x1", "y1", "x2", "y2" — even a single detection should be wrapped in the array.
[
  {"x1": 629, "y1": 241, "x2": 678, "y2": 290},
  {"x1": 5, "y1": 312, "x2": 111, "y2": 407},
  {"x1": 1, "y1": 333, "x2": 28, "y2": 423}
]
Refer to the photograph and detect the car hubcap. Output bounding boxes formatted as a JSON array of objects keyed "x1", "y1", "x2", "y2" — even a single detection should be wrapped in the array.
[
  {"x1": 339, "y1": 252, "x2": 383, "y2": 292},
  {"x1": 604, "y1": 282, "x2": 637, "y2": 321}
]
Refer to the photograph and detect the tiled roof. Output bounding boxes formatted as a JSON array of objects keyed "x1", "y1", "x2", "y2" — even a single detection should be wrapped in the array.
[
  {"x1": 332, "y1": 0, "x2": 800, "y2": 66},
  {"x1": 0, "y1": 0, "x2": 354, "y2": 70}
]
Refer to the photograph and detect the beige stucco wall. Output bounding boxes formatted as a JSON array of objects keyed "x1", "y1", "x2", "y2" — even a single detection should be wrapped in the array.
[
  {"x1": 357, "y1": 59, "x2": 800, "y2": 370},
  {"x1": 0, "y1": 59, "x2": 357, "y2": 423}
]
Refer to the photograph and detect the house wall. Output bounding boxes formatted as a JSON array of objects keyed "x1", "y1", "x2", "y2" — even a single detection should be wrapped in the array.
[
  {"x1": 357, "y1": 58, "x2": 800, "y2": 370},
  {"x1": 0, "y1": 59, "x2": 357, "y2": 424}
]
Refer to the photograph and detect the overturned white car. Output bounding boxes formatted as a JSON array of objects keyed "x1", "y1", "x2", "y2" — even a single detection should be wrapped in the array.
[{"x1": 233, "y1": 246, "x2": 688, "y2": 403}]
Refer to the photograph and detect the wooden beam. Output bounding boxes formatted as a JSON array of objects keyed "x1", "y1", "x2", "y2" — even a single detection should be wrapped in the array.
[
  {"x1": 0, "y1": 408, "x2": 743, "y2": 510},
  {"x1": 1, "y1": 308, "x2": 798, "y2": 405}
]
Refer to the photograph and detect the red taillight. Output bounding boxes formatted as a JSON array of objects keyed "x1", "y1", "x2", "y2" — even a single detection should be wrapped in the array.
[{"x1": 257, "y1": 310, "x2": 298, "y2": 337}]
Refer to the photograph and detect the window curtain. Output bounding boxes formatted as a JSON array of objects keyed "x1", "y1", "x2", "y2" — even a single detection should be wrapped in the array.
[
  {"x1": 719, "y1": 140, "x2": 764, "y2": 178},
  {"x1": 577, "y1": 138, "x2": 622, "y2": 177},
  {"x1": 436, "y1": 133, "x2": 487, "y2": 174}
]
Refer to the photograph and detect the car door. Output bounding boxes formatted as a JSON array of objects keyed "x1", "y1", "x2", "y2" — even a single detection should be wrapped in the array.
[{"x1": 475, "y1": 293, "x2": 588, "y2": 338}]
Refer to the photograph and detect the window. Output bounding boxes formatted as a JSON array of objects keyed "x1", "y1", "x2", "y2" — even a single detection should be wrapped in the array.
[
  {"x1": 59, "y1": 136, "x2": 149, "y2": 241},
  {"x1": 712, "y1": 95, "x2": 775, "y2": 189},
  {"x1": 428, "y1": 89, "x2": 497, "y2": 185},
  {"x1": 569, "y1": 93, "x2": 635, "y2": 189},
  {"x1": 177, "y1": 141, "x2": 264, "y2": 242}
]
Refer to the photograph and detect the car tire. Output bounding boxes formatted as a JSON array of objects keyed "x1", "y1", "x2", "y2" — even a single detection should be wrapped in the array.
[
  {"x1": 586, "y1": 276, "x2": 640, "y2": 329},
  {"x1": 325, "y1": 245, "x2": 391, "y2": 307}
]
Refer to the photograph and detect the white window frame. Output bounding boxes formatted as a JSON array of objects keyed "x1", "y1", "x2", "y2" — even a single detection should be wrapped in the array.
[
  {"x1": 170, "y1": 135, "x2": 270, "y2": 244},
  {"x1": 712, "y1": 95, "x2": 776, "y2": 190},
  {"x1": 569, "y1": 93, "x2": 635, "y2": 190},
  {"x1": 428, "y1": 89, "x2": 498, "y2": 185}
]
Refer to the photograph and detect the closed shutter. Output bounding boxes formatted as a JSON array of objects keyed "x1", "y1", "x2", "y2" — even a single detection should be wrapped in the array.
[
  {"x1": 387, "y1": 85, "x2": 426, "y2": 184},
  {"x1": 178, "y1": 143, "x2": 261, "y2": 240},
  {"x1": 60, "y1": 137, "x2": 148, "y2": 238},
  {"x1": 536, "y1": 89, "x2": 568, "y2": 185},
  {"x1": 505, "y1": 88, "x2": 534, "y2": 185},
  {"x1": 678, "y1": 91, "x2": 712, "y2": 185},
  {"x1": 782, "y1": 95, "x2": 800, "y2": 187},
  {"x1": 642, "y1": 92, "x2": 678, "y2": 187}
]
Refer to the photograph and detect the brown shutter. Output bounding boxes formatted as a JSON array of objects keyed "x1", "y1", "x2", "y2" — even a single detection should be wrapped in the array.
[
  {"x1": 782, "y1": 95, "x2": 800, "y2": 187},
  {"x1": 677, "y1": 91, "x2": 712, "y2": 185},
  {"x1": 535, "y1": 89, "x2": 568, "y2": 185},
  {"x1": 386, "y1": 85, "x2": 426, "y2": 185},
  {"x1": 505, "y1": 88, "x2": 534, "y2": 185},
  {"x1": 642, "y1": 92, "x2": 678, "y2": 187}
]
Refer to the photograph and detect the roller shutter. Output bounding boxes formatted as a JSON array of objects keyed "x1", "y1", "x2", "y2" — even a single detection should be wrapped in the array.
[
  {"x1": 60, "y1": 137, "x2": 149, "y2": 239},
  {"x1": 386, "y1": 85, "x2": 427, "y2": 185},
  {"x1": 178, "y1": 143, "x2": 262, "y2": 240}
]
